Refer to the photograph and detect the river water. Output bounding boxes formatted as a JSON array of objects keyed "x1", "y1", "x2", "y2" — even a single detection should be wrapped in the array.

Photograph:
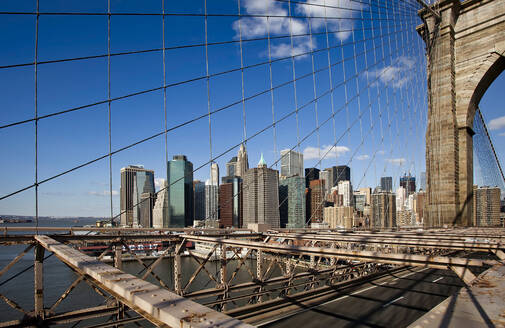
[{"x1": 0, "y1": 218, "x2": 271, "y2": 326}]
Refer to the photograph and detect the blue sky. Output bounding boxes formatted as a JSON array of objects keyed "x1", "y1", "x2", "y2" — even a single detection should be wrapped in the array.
[{"x1": 0, "y1": 0, "x2": 501, "y2": 218}]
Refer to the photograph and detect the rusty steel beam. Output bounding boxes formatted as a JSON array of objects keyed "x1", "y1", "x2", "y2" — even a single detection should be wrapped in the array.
[
  {"x1": 35, "y1": 235, "x2": 253, "y2": 328},
  {"x1": 183, "y1": 235, "x2": 498, "y2": 269}
]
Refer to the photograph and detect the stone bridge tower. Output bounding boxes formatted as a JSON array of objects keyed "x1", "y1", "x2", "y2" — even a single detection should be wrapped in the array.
[{"x1": 417, "y1": 0, "x2": 505, "y2": 227}]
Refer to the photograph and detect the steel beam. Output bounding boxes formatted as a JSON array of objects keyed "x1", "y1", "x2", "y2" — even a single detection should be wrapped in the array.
[
  {"x1": 35, "y1": 235, "x2": 253, "y2": 328},
  {"x1": 184, "y1": 235, "x2": 497, "y2": 269}
]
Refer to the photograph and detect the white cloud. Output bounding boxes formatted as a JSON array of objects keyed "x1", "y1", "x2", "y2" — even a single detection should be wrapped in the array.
[
  {"x1": 232, "y1": 0, "x2": 361, "y2": 60},
  {"x1": 356, "y1": 154, "x2": 369, "y2": 160},
  {"x1": 377, "y1": 150, "x2": 386, "y2": 155},
  {"x1": 499, "y1": 132, "x2": 505, "y2": 136},
  {"x1": 303, "y1": 145, "x2": 350, "y2": 160},
  {"x1": 489, "y1": 116, "x2": 505, "y2": 131},
  {"x1": 296, "y1": 0, "x2": 362, "y2": 41},
  {"x1": 386, "y1": 158, "x2": 406, "y2": 166},
  {"x1": 88, "y1": 190, "x2": 119, "y2": 197},
  {"x1": 368, "y1": 56, "x2": 415, "y2": 88}
]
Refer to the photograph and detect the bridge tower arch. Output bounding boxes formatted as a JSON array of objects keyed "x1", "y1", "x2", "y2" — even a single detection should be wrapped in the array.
[{"x1": 417, "y1": 0, "x2": 505, "y2": 227}]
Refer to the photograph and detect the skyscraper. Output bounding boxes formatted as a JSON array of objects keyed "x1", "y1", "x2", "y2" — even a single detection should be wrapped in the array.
[
  {"x1": 193, "y1": 180, "x2": 205, "y2": 221},
  {"x1": 226, "y1": 157, "x2": 238, "y2": 177},
  {"x1": 380, "y1": 176, "x2": 393, "y2": 192},
  {"x1": 308, "y1": 179, "x2": 325, "y2": 223},
  {"x1": 210, "y1": 162, "x2": 219, "y2": 186},
  {"x1": 120, "y1": 165, "x2": 155, "y2": 227},
  {"x1": 338, "y1": 180, "x2": 353, "y2": 207},
  {"x1": 400, "y1": 174, "x2": 416, "y2": 195},
  {"x1": 167, "y1": 155, "x2": 194, "y2": 227},
  {"x1": 280, "y1": 149, "x2": 304, "y2": 177},
  {"x1": 335, "y1": 165, "x2": 351, "y2": 185},
  {"x1": 236, "y1": 143, "x2": 249, "y2": 178},
  {"x1": 305, "y1": 168, "x2": 320, "y2": 188},
  {"x1": 420, "y1": 172, "x2": 426, "y2": 191},
  {"x1": 473, "y1": 186, "x2": 501, "y2": 226},
  {"x1": 204, "y1": 162, "x2": 219, "y2": 221},
  {"x1": 358, "y1": 187, "x2": 372, "y2": 205},
  {"x1": 153, "y1": 180, "x2": 169, "y2": 228},
  {"x1": 279, "y1": 175, "x2": 306, "y2": 228},
  {"x1": 396, "y1": 186, "x2": 407, "y2": 211},
  {"x1": 243, "y1": 154, "x2": 280, "y2": 229},
  {"x1": 319, "y1": 169, "x2": 331, "y2": 197},
  {"x1": 139, "y1": 192, "x2": 157, "y2": 228},
  {"x1": 205, "y1": 182, "x2": 219, "y2": 221},
  {"x1": 371, "y1": 191, "x2": 396, "y2": 229},
  {"x1": 219, "y1": 176, "x2": 242, "y2": 228}
]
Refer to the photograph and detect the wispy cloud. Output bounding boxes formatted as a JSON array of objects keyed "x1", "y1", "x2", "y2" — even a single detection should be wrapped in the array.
[
  {"x1": 499, "y1": 132, "x2": 505, "y2": 136},
  {"x1": 232, "y1": 0, "x2": 360, "y2": 60},
  {"x1": 296, "y1": 0, "x2": 362, "y2": 41},
  {"x1": 386, "y1": 158, "x2": 406, "y2": 166},
  {"x1": 489, "y1": 116, "x2": 505, "y2": 131},
  {"x1": 303, "y1": 145, "x2": 350, "y2": 160},
  {"x1": 356, "y1": 154, "x2": 370, "y2": 160},
  {"x1": 88, "y1": 190, "x2": 119, "y2": 197},
  {"x1": 377, "y1": 150, "x2": 386, "y2": 155},
  {"x1": 368, "y1": 56, "x2": 415, "y2": 88}
]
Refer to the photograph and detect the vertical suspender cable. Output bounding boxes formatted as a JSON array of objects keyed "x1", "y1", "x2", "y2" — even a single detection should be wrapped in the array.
[
  {"x1": 34, "y1": 0, "x2": 40, "y2": 233},
  {"x1": 107, "y1": 0, "x2": 113, "y2": 223}
]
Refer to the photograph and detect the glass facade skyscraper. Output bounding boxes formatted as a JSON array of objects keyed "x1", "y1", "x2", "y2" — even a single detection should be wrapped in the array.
[
  {"x1": 120, "y1": 165, "x2": 155, "y2": 227},
  {"x1": 167, "y1": 155, "x2": 194, "y2": 227},
  {"x1": 380, "y1": 176, "x2": 393, "y2": 192},
  {"x1": 279, "y1": 176, "x2": 306, "y2": 228}
]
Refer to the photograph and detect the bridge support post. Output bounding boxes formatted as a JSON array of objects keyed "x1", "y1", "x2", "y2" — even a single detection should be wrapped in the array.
[
  {"x1": 174, "y1": 240, "x2": 185, "y2": 295},
  {"x1": 34, "y1": 244, "x2": 45, "y2": 319},
  {"x1": 256, "y1": 250, "x2": 264, "y2": 303},
  {"x1": 420, "y1": 0, "x2": 471, "y2": 227},
  {"x1": 220, "y1": 244, "x2": 228, "y2": 311},
  {"x1": 114, "y1": 244, "x2": 122, "y2": 270}
]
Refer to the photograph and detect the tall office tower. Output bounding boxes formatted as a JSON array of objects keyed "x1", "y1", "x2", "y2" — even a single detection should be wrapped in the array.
[
  {"x1": 420, "y1": 172, "x2": 427, "y2": 191},
  {"x1": 204, "y1": 162, "x2": 219, "y2": 221},
  {"x1": 139, "y1": 192, "x2": 157, "y2": 228},
  {"x1": 153, "y1": 180, "x2": 169, "y2": 228},
  {"x1": 120, "y1": 165, "x2": 155, "y2": 227},
  {"x1": 354, "y1": 192, "x2": 366, "y2": 212},
  {"x1": 396, "y1": 186, "x2": 407, "y2": 211},
  {"x1": 371, "y1": 192, "x2": 396, "y2": 229},
  {"x1": 358, "y1": 187, "x2": 372, "y2": 205},
  {"x1": 236, "y1": 143, "x2": 249, "y2": 177},
  {"x1": 305, "y1": 168, "x2": 320, "y2": 188},
  {"x1": 205, "y1": 181, "x2": 219, "y2": 221},
  {"x1": 335, "y1": 165, "x2": 351, "y2": 185},
  {"x1": 473, "y1": 186, "x2": 501, "y2": 226},
  {"x1": 226, "y1": 156, "x2": 238, "y2": 177},
  {"x1": 414, "y1": 191, "x2": 425, "y2": 224},
  {"x1": 210, "y1": 162, "x2": 219, "y2": 186},
  {"x1": 167, "y1": 155, "x2": 194, "y2": 227},
  {"x1": 308, "y1": 179, "x2": 325, "y2": 223},
  {"x1": 193, "y1": 180, "x2": 205, "y2": 220},
  {"x1": 280, "y1": 149, "x2": 304, "y2": 177},
  {"x1": 279, "y1": 176, "x2": 306, "y2": 228},
  {"x1": 319, "y1": 170, "x2": 331, "y2": 196},
  {"x1": 338, "y1": 180, "x2": 353, "y2": 207},
  {"x1": 400, "y1": 173, "x2": 416, "y2": 195},
  {"x1": 323, "y1": 168, "x2": 335, "y2": 189},
  {"x1": 219, "y1": 176, "x2": 242, "y2": 228},
  {"x1": 380, "y1": 177, "x2": 393, "y2": 192},
  {"x1": 243, "y1": 154, "x2": 280, "y2": 229}
]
